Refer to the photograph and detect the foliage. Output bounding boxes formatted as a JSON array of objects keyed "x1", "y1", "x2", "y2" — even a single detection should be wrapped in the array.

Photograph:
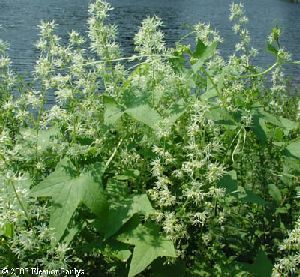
[{"x1": 0, "y1": 1, "x2": 299, "y2": 276}]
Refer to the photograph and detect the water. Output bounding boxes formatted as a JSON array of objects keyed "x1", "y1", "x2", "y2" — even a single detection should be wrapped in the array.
[{"x1": 0, "y1": 0, "x2": 299, "y2": 82}]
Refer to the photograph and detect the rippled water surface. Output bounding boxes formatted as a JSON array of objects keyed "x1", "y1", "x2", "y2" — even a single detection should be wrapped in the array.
[{"x1": 0, "y1": 0, "x2": 299, "y2": 81}]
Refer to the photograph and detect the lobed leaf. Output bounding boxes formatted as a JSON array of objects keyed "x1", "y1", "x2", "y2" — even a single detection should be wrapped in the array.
[
  {"x1": 104, "y1": 194, "x2": 154, "y2": 238},
  {"x1": 103, "y1": 95, "x2": 124, "y2": 126},
  {"x1": 118, "y1": 223, "x2": 176, "y2": 277},
  {"x1": 31, "y1": 159, "x2": 107, "y2": 242},
  {"x1": 242, "y1": 250, "x2": 273, "y2": 277},
  {"x1": 268, "y1": 184, "x2": 282, "y2": 203},
  {"x1": 285, "y1": 138, "x2": 300, "y2": 158},
  {"x1": 125, "y1": 104, "x2": 162, "y2": 130}
]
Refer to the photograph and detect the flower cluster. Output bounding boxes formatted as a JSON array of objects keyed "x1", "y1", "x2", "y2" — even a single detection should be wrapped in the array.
[
  {"x1": 273, "y1": 217, "x2": 300, "y2": 276},
  {"x1": 0, "y1": 0, "x2": 299, "y2": 275},
  {"x1": 134, "y1": 16, "x2": 166, "y2": 56}
]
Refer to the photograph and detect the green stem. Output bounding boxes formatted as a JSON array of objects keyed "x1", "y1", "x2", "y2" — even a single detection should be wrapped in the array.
[
  {"x1": 177, "y1": 30, "x2": 196, "y2": 43},
  {"x1": 85, "y1": 53, "x2": 176, "y2": 66},
  {"x1": 201, "y1": 67, "x2": 221, "y2": 96},
  {"x1": 232, "y1": 62, "x2": 278, "y2": 79},
  {"x1": 10, "y1": 180, "x2": 30, "y2": 220},
  {"x1": 104, "y1": 138, "x2": 123, "y2": 172}
]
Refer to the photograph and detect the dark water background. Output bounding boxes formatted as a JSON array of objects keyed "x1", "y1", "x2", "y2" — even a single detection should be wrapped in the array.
[{"x1": 0, "y1": 0, "x2": 299, "y2": 83}]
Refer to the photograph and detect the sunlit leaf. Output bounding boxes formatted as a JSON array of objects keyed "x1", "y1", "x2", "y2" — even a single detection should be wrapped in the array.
[
  {"x1": 285, "y1": 138, "x2": 300, "y2": 158},
  {"x1": 104, "y1": 194, "x2": 154, "y2": 238},
  {"x1": 31, "y1": 159, "x2": 107, "y2": 242},
  {"x1": 1, "y1": 222, "x2": 14, "y2": 238},
  {"x1": 118, "y1": 223, "x2": 176, "y2": 277},
  {"x1": 202, "y1": 70, "x2": 224, "y2": 100},
  {"x1": 103, "y1": 95, "x2": 124, "y2": 126},
  {"x1": 125, "y1": 105, "x2": 161, "y2": 130},
  {"x1": 268, "y1": 184, "x2": 282, "y2": 203},
  {"x1": 243, "y1": 190, "x2": 266, "y2": 206},
  {"x1": 192, "y1": 40, "x2": 218, "y2": 72},
  {"x1": 267, "y1": 43, "x2": 278, "y2": 56},
  {"x1": 20, "y1": 127, "x2": 59, "y2": 152}
]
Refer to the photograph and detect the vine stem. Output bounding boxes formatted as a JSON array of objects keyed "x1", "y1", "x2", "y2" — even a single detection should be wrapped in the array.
[
  {"x1": 232, "y1": 62, "x2": 278, "y2": 79},
  {"x1": 201, "y1": 67, "x2": 221, "y2": 95},
  {"x1": 289, "y1": 60, "x2": 300, "y2": 65},
  {"x1": 177, "y1": 30, "x2": 196, "y2": 43},
  {"x1": 84, "y1": 53, "x2": 176, "y2": 66},
  {"x1": 10, "y1": 180, "x2": 30, "y2": 220},
  {"x1": 231, "y1": 59, "x2": 300, "y2": 80},
  {"x1": 104, "y1": 138, "x2": 123, "y2": 171}
]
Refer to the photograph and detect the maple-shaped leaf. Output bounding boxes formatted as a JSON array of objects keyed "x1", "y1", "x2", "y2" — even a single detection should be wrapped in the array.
[
  {"x1": 103, "y1": 194, "x2": 154, "y2": 239},
  {"x1": 20, "y1": 126, "x2": 59, "y2": 153},
  {"x1": 103, "y1": 95, "x2": 124, "y2": 126},
  {"x1": 125, "y1": 104, "x2": 162, "y2": 130},
  {"x1": 286, "y1": 138, "x2": 300, "y2": 159},
  {"x1": 31, "y1": 159, "x2": 107, "y2": 242},
  {"x1": 242, "y1": 250, "x2": 273, "y2": 277},
  {"x1": 118, "y1": 223, "x2": 176, "y2": 277}
]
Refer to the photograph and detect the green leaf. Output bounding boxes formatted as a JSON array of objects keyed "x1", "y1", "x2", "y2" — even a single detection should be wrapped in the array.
[
  {"x1": 109, "y1": 240, "x2": 132, "y2": 262},
  {"x1": 218, "y1": 170, "x2": 238, "y2": 194},
  {"x1": 193, "y1": 39, "x2": 207, "y2": 58},
  {"x1": 279, "y1": 117, "x2": 298, "y2": 132},
  {"x1": 166, "y1": 98, "x2": 186, "y2": 125},
  {"x1": 205, "y1": 107, "x2": 237, "y2": 128},
  {"x1": 150, "y1": 259, "x2": 186, "y2": 277},
  {"x1": 1, "y1": 222, "x2": 14, "y2": 238},
  {"x1": 118, "y1": 223, "x2": 176, "y2": 277},
  {"x1": 272, "y1": 127, "x2": 284, "y2": 141},
  {"x1": 103, "y1": 95, "x2": 124, "y2": 126},
  {"x1": 114, "y1": 175, "x2": 132, "y2": 181},
  {"x1": 252, "y1": 115, "x2": 267, "y2": 144},
  {"x1": 267, "y1": 43, "x2": 278, "y2": 56},
  {"x1": 114, "y1": 169, "x2": 140, "y2": 181},
  {"x1": 259, "y1": 110, "x2": 282, "y2": 126},
  {"x1": 285, "y1": 138, "x2": 300, "y2": 158},
  {"x1": 202, "y1": 71, "x2": 224, "y2": 100},
  {"x1": 169, "y1": 45, "x2": 190, "y2": 72},
  {"x1": 243, "y1": 190, "x2": 266, "y2": 206},
  {"x1": 31, "y1": 159, "x2": 107, "y2": 242},
  {"x1": 219, "y1": 171, "x2": 265, "y2": 205},
  {"x1": 242, "y1": 250, "x2": 273, "y2": 277},
  {"x1": 104, "y1": 194, "x2": 154, "y2": 238},
  {"x1": 268, "y1": 184, "x2": 282, "y2": 203},
  {"x1": 250, "y1": 108, "x2": 296, "y2": 143},
  {"x1": 193, "y1": 40, "x2": 217, "y2": 61},
  {"x1": 125, "y1": 105, "x2": 162, "y2": 130},
  {"x1": 284, "y1": 156, "x2": 300, "y2": 174},
  {"x1": 192, "y1": 40, "x2": 218, "y2": 72},
  {"x1": 273, "y1": 142, "x2": 285, "y2": 146},
  {"x1": 252, "y1": 109, "x2": 297, "y2": 135},
  {"x1": 21, "y1": 127, "x2": 59, "y2": 152},
  {"x1": 80, "y1": 239, "x2": 132, "y2": 263},
  {"x1": 62, "y1": 226, "x2": 80, "y2": 246},
  {"x1": 115, "y1": 249, "x2": 132, "y2": 262},
  {"x1": 275, "y1": 207, "x2": 289, "y2": 215}
]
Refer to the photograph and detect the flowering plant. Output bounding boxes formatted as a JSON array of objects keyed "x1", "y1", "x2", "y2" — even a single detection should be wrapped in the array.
[{"x1": 0, "y1": 1, "x2": 299, "y2": 276}]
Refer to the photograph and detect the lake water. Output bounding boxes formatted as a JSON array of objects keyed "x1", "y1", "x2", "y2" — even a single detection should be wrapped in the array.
[{"x1": 0, "y1": 0, "x2": 299, "y2": 83}]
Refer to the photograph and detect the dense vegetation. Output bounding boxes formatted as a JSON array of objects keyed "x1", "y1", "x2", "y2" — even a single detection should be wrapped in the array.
[{"x1": 0, "y1": 1, "x2": 299, "y2": 276}]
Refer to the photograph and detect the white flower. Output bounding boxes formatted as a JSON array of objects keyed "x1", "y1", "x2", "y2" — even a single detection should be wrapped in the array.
[
  {"x1": 206, "y1": 162, "x2": 225, "y2": 183},
  {"x1": 34, "y1": 57, "x2": 52, "y2": 77},
  {"x1": 69, "y1": 30, "x2": 85, "y2": 45},
  {"x1": 194, "y1": 22, "x2": 223, "y2": 45},
  {"x1": 0, "y1": 57, "x2": 11, "y2": 68},
  {"x1": 55, "y1": 88, "x2": 73, "y2": 104},
  {"x1": 134, "y1": 16, "x2": 166, "y2": 55},
  {"x1": 229, "y1": 3, "x2": 244, "y2": 21}
]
